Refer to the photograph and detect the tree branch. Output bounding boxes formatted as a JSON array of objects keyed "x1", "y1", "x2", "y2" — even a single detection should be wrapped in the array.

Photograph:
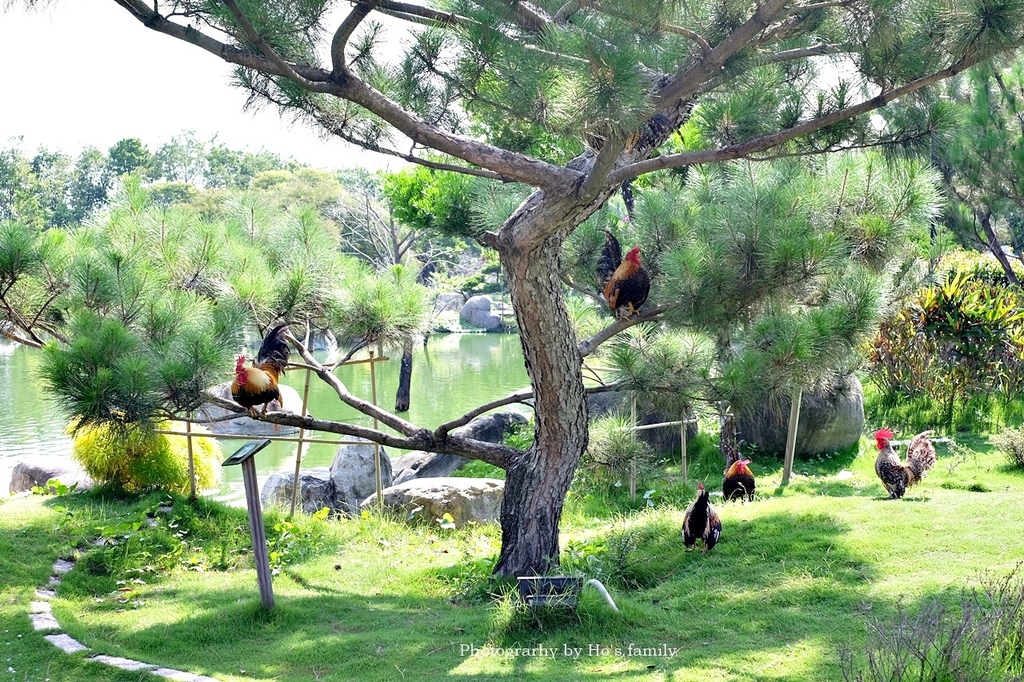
[
  {"x1": 610, "y1": 52, "x2": 996, "y2": 185},
  {"x1": 331, "y1": 0, "x2": 377, "y2": 76},
  {"x1": 220, "y1": 0, "x2": 317, "y2": 89},
  {"x1": 577, "y1": 304, "x2": 671, "y2": 357}
]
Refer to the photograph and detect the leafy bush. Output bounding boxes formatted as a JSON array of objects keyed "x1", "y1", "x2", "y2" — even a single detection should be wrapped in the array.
[
  {"x1": 70, "y1": 420, "x2": 222, "y2": 493},
  {"x1": 868, "y1": 268, "x2": 1024, "y2": 428},
  {"x1": 993, "y1": 427, "x2": 1024, "y2": 469},
  {"x1": 577, "y1": 412, "x2": 657, "y2": 492}
]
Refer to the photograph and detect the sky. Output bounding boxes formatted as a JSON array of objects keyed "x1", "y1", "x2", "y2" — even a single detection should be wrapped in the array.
[{"x1": 0, "y1": 2, "x2": 407, "y2": 173}]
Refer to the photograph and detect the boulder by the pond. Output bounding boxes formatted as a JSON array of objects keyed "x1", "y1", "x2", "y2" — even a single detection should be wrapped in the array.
[
  {"x1": 330, "y1": 437, "x2": 393, "y2": 514},
  {"x1": 197, "y1": 382, "x2": 302, "y2": 437},
  {"x1": 737, "y1": 375, "x2": 865, "y2": 456},
  {"x1": 261, "y1": 467, "x2": 334, "y2": 514},
  {"x1": 391, "y1": 411, "x2": 525, "y2": 484},
  {"x1": 9, "y1": 457, "x2": 92, "y2": 495},
  {"x1": 434, "y1": 292, "x2": 466, "y2": 313},
  {"x1": 361, "y1": 477, "x2": 504, "y2": 528},
  {"x1": 460, "y1": 295, "x2": 503, "y2": 331},
  {"x1": 261, "y1": 437, "x2": 393, "y2": 515}
]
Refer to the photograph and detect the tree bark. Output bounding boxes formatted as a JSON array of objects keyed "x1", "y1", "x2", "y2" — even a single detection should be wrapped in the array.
[
  {"x1": 494, "y1": 239, "x2": 588, "y2": 577},
  {"x1": 395, "y1": 336, "x2": 413, "y2": 412}
]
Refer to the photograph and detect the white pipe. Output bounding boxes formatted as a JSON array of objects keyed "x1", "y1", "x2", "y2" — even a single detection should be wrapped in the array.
[{"x1": 585, "y1": 579, "x2": 620, "y2": 612}]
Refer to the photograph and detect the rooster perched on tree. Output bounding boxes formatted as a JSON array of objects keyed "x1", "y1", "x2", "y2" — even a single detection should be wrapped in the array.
[
  {"x1": 682, "y1": 482, "x2": 722, "y2": 551},
  {"x1": 596, "y1": 230, "x2": 650, "y2": 319},
  {"x1": 874, "y1": 428, "x2": 937, "y2": 499},
  {"x1": 231, "y1": 323, "x2": 291, "y2": 418},
  {"x1": 723, "y1": 459, "x2": 756, "y2": 502}
]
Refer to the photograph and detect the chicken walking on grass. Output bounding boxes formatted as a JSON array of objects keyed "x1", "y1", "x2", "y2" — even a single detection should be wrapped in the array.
[
  {"x1": 682, "y1": 482, "x2": 722, "y2": 551},
  {"x1": 231, "y1": 323, "x2": 291, "y2": 418},
  {"x1": 874, "y1": 428, "x2": 936, "y2": 499}
]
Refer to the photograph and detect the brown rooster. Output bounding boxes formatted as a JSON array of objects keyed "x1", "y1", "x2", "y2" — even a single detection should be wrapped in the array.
[
  {"x1": 597, "y1": 230, "x2": 650, "y2": 319},
  {"x1": 723, "y1": 458, "x2": 756, "y2": 502},
  {"x1": 874, "y1": 428, "x2": 936, "y2": 499},
  {"x1": 682, "y1": 482, "x2": 722, "y2": 551},
  {"x1": 231, "y1": 323, "x2": 291, "y2": 417}
]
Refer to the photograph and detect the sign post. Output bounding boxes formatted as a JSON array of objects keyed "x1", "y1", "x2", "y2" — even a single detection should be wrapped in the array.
[{"x1": 222, "y1": 439, "x2": 274, "y2": 609}]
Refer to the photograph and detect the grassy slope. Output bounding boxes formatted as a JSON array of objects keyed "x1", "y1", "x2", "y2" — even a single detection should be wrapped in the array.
[{"x1": 1, "y1": 435, "x2": 1022, "y2": 682}]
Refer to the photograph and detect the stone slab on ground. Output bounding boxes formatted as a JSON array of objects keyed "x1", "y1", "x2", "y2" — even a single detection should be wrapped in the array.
[
  {"x1": 44, "y1": 634, "x2": 89, "y2": 654},
  {"x1": 30, "y1": 612, "x2": 60, "y2": 631},
  {"x1": 88, "y1": 655, "x2": 155, "y2": 672},
  {"x1": 151, "y1": 669, "x2": 221, "y2": 682}
]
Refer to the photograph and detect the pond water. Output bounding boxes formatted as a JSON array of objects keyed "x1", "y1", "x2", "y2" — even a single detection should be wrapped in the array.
[{"x1": 0, "y1": 334, "x2": 530, "y2": 501}]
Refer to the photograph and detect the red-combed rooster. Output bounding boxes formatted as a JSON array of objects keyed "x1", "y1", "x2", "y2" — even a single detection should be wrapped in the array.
[
  {"x1": 682, "y1": 482, "x2": 722, "y2": 551},
  {"x1": 874, "y1": 428, "x2": 936, "y2": 499},
  {"x1": 231, "y1": 323, "x2": 291, "y2": 418},
  {"x1": 723, "y1": 458, "x2": 756, "y2": 502},
  {"x1": 596, "y1": 230, "x2": 650, "y2": 319}
]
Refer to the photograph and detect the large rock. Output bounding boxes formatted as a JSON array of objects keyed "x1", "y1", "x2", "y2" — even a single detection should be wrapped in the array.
[
  {"x1": 330, "y1": 437, "x2": 393, "y2": 513},
  {"x1": 9, "y1": 457, "x2": 92, "y2": 495},
  {"x1": 197, "y1": 382, "x2": 302, "y2": 437},
  {"x1": 737, "y1": 375, "x2": 865, "y2": 456},
  {"x1": 459, "y1": 295, "x2": 502, "y2": 331},
  {"x1": 434, "y1": 292, "x2": 466, "y2": 314},
  {"x1": 261, "y1": 467, "x2": 334, "y2": 514},
  {"x1": 391, "y1": 411, "x2": 526, "y2": 484},
  {"x1": 362, "y1": 477, "x2": 504, "y2": 527}
]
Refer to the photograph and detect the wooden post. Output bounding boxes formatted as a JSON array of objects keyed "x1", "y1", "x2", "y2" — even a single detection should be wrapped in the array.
[
  {"x1": 223, "y1": 440, "x2": 274, "y2": 610},
  {"x1": 781, "y1": 388, "x2": 803, "y2": 487},
  {"x1": 369, "y1": 350, "x2": 383, "y2": 505},
  {"x1": 629, "y1": 396, "x2": 637, "y2": 501},
  {"x1": 289, "y1": 367, "x2": 314, "y2": 519},
  {"x1": 680, "y1": 421, "x2": 688, "y2": 484},
  {"x1": 185, "y1": 415, "x2": 196, "y2": 501}
]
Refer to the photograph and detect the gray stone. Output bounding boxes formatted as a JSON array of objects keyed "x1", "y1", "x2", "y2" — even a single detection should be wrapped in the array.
[
  {"x1": 261, "y1": 468, "x2": 334, "y2": 514},
  {"x1": 392, "y1": 412, "x2": 525, "y2": 484},
  {"x1": 53, "y1": 559, "x2": 74, "y2": 574},
  {"x1": 459, "y1": 295, "x2": 502, "y2": 331},
  {"x1": 392, "y1": 451, "x2": 468, "y2": 485},
  {"x1": 434, "y1": 292, "x2": 466, "y2": 313},
  {"x1": 35, "y1": 589, "x2": 56, "y2": 600},
  {"x1": 88, "y1": 655, "x2": 155, "y2": 672},
  {"x1": 30, "y1": 612, "x2": 60, "y2": 631},
  {"x1": 44, "y1": 634, "x2": 89, "y2": 654},
  {"x1": 196, "y1": 382, "x2": 302, "y2": 437},
  {"x1": 8, "y1": 458, "x2": 92, "y2": 495},
  {"x1": 29, "y1": 601, "x2": 51, "y2": 613},
  {"x1": 330, "y1": 438, "x2": 393, "y2": 514},
  {"x1": 152, "y1": 668, "x2": 220, "y2": 682},
  {"x1": 362, "y1": 477, "x2": 504, "y2": 527},
  {"x1": 737, "y1": 375, "x2": 865, "y2": 456}
]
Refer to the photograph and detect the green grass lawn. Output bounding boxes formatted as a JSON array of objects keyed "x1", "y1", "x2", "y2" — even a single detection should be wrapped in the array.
[{"x1": 2, "y1": 434, "x2": 1023, "y2": 682}]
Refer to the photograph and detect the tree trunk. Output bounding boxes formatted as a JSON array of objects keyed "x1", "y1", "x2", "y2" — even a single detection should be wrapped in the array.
[
  {"x1": 395, "y1": 336, "x2": 413, "y2": 412},
  {"x1": 720, "y1": 412, "x2": 740, "y2": 468},
  {"x1": 494, "y1": 241, "x2": 588, "y2": 577}
]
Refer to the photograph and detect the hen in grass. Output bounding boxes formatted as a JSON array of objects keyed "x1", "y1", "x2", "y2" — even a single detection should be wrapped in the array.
[
  {"x1": 597, "y1": 230, "x2": 650, "y2": 319},
  {"x1": 874, "y1": 428, "x2": 936, "y2": 499},
  {"x1": 682, "y1": 482, "x2": 722, "y2": 551},
  {"x1": 723, "y1": 458, "x2": 756, "y2": 502},
  {"x1": 231, "y1": 323, "x2": 291, "y2": 418}
]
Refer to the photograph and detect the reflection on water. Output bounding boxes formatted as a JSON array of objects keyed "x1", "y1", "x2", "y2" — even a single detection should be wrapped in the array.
[{"x1": 1, "y1": 334, "x2": 530, "y2": 502}]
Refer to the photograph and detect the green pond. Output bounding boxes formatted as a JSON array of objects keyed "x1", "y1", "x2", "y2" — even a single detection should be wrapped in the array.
[{"x1": 0, "y1": 334, "x2": 530, "y2": 501}]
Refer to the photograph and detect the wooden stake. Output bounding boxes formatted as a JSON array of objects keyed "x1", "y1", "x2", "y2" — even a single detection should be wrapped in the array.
[
  {"x1": 630, "y1": 396, "x2": 637, "y2": 501},
  {"x1": 185, "y1": 415, "x2": 196, "y2": 500},
  {"x1": 289, "y1": 367, "x2": 314, "y2": 519},
  {"x1": 781, "y1": 388, "x2": 803, "y2": 486},
  {"x1": 680, "y1": 421, "x2": 688, "y2": 484},
  {"x1": 369, "y1": 350, "x2": 383, "y2": 505}
]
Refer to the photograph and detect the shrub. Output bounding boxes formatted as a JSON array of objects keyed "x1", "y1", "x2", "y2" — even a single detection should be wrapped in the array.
[
  {"x1": 993, "y1": 427, "x2": 1024, "y2": 469},
  {"x1": 70, "y1": 420, "x2": 222, "y2": 493}
]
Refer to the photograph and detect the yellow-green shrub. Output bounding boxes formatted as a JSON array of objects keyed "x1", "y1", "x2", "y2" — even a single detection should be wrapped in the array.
[{"x1": 70, "y1": 420, "x2": 222, "y2": 493}]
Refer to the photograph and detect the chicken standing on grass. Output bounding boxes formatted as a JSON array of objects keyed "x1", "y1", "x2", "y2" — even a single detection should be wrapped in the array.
[
  {"x1": 682, "y1": 482, "x2": 722, "y2": 551},
  {"x1": 596, "y1": 230, "x2": 651, "y2": 319},
  {"x1": 874, "y1": 428, "x2": 936, "y2": 499},
  {"x1": 723, "y1": 458, "x2": 756, "y2": 502},
  {"x1": 231, "y1": 323, "x2": 291, "y2": 418}
]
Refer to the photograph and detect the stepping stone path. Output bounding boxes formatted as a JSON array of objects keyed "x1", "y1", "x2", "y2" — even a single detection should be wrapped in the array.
[{"x1": 32, "y1": 552, "x2": 219, "y2": 681}]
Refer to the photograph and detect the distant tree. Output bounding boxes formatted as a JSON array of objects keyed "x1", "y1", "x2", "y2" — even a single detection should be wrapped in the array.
[
  {"x1": 107, "y1": 138, "x2": 152, "y2": 179},
  {"x1": 0, "y1": 144, "x2": 44, "y2": 228},
  {"x1": 29, "y1": 148, "x2": 74, "y2": 227},
  {"x1": 149, "y1": 131, "x2": 206, "y2": 186},
  {"x1": 68, "y1": 146, "x2": 108, "y2": 224},
  {"x1": 205, "y1": 141, "x2": 282, "y2": 189}
]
